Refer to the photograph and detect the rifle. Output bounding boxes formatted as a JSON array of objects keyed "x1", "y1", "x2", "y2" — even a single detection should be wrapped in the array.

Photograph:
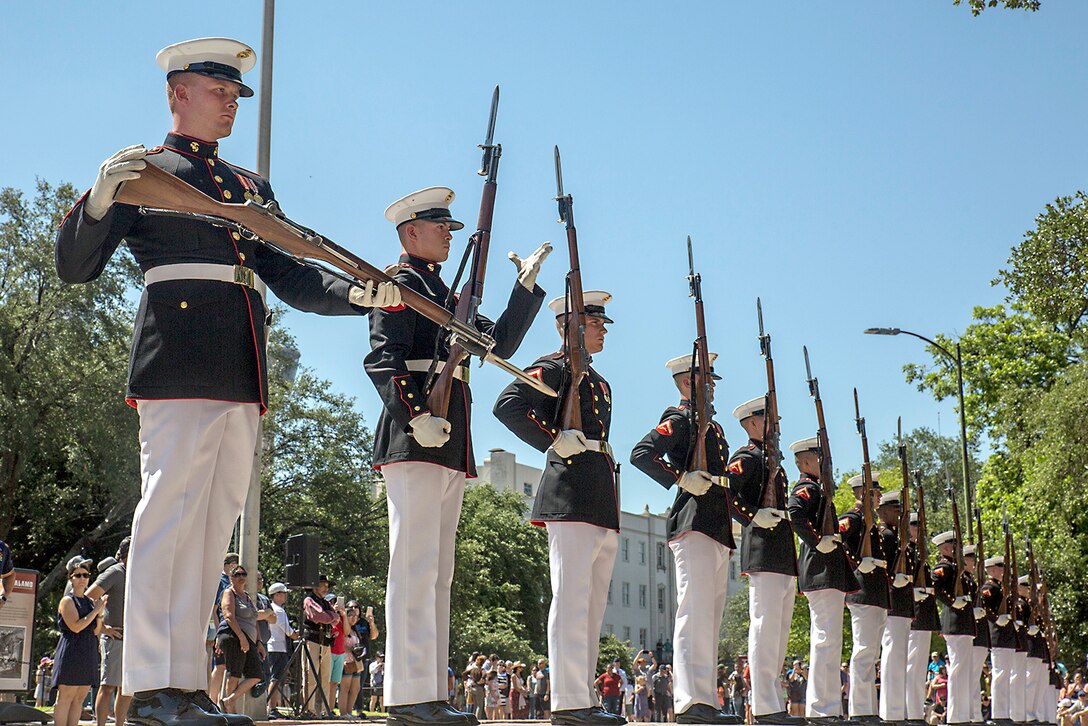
[
  {"x1": 1001, "y1": 506, "x2": 1014, "y2": 617},
  {"x1": 893, "y1": 418, "x2": 912, "y2": 578},
  {"x1": 1026, "y1": 537, "x2": 1040, "y2": 629},
  {"x1": 946, "y1": 482, "x2": 965, "y2": 598},
  {"x1": 553, "y1": 146, "x2": 588, "y2": 431},
  {"x1": 757, "y1": 299, "x2": 782, "y2": 506},
  {"x1": 974, "y1": 507, "x2": 987, "y2": 609},
  {"x1": 114, "y1": 157, "x2": 555, "y2": 398},
  {"x1": 853, "y1": 389, "x2": 874, "y2": 560},
  {"x1": 686, "y1": 236, "x2": 714, "y2": 473},
  {"x1": 913, "y1": 470, "x2": 929, "y2": 589},
  {"x1": 803, "y1": 346, "x2": 838, "y2": 536},
  {"x1": 425, "y1": 86, "x2": 502, "y2": 417}
]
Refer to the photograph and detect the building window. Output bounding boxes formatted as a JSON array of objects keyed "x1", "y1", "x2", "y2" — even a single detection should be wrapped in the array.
[
  {"x1": 622, "y1": 538, "x2": 629, "y2": 562},
  {"x1": 622, "y1": 582, "x2": 630, "y2": 607},
  {"x1": 639, "y1": 541, "x2": 646, "y2": 564},
  {"x1": 639, "y1": 628, "x2": 647, "y2": 648},
  {"x1": 639, "y1": 584, "x2": 647, "y2": 609},
  {"x1": 657, "y1": 543, "x2": 667, "y2": 570},
  {"x1": 658, "y1": 584, "x2": 666, "y2": 613},
  {"x1": 523, "y1": 482, "x2": 533, "y2": 495},
  {"x1": 604, "y1": 623, "x2": 613, "y2": 635},
  {"x1": 608, "y1": 581, "x2": 613, "y2": 604},
  {"x1": 731, "y1": 561, "x2": 738, "y2": 581},
  {"x1": 623, "y1": 626, "x2": 631, "y2": 642}
]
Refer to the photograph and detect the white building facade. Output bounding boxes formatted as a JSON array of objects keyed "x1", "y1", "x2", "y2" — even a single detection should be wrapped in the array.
[{"x1": 477, "y1": 448, "x2": 744, "y2": 661}]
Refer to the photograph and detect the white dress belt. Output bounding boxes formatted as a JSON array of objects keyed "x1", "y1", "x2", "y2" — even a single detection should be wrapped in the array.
[
  {"x1": 582, "y1": 439, "x2": 613, "y2": 457},
  {"x1": 404, "y1": 359, "x2": 466, "y2": 381},
  {"x1": 144, "y1": 263, "x2": 267, "y2": 299}
]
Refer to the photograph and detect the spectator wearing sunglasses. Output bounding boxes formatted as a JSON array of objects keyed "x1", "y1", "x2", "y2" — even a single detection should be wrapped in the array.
[
  {"x1": 52, "y1": 557, "x2": 108, "y2": 726},
  {"x1": 215, "y1": 565, "x2": 262, "y2": 713}
]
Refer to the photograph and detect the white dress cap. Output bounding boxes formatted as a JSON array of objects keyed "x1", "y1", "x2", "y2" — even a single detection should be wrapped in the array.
[
  {"x1": 384, "y1": 187, "x2": 464, "y2": 230},
  {"x1": 1017, "y1": 575, "x2": 1030, "y2": 586},
  {"x1": 731, "y1": 396, "x2": 766, "y2": 421},
  {"x1": 931, "y1": 530, "x2": 955, "y2": 547},
  {"x1": 665, "y1": 353, "x2": 721, "y2": 379},
  {"x1": 878, "y1": 490, "x2": 902, "y2": 506},
  {"x1": 847, "y1": 471, "x2": 882, "y2": 489},
  {"x1": 547, "y1": 290, "x2": 614, "y2": 322},
  {"x1": 788, "y1": 437, "x2": 820, "y2": 454},
  {"x1": 963, "y1": 544, "x2": 977, "y2": 557},
  {"x1": 156, "y1": 37, "x2": 256, "y2": 97},
  {"x1": 984, "y1": 555, "x2": 1004, "y2": 568}
]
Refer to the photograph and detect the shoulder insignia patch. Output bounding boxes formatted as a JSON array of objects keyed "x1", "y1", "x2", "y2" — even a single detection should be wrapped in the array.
[
  {"x1": 527, "y1": 368, "x2": 543, "y2": 381},
  {"x1": 656, "y1": 420, "x2": 674, "y2": 436},
  {"x1": 797, "y1": 487, "x2": 812, "y2": 500},
  {"x1": 838, "y1": 517, "x2": 850, "y2": 533},
  {"x1": 728, "y1": 459, "x2": 744, "y2": 476},
  {"x1": 381, "y1": 303, "x2": 407, "y2": 312}
]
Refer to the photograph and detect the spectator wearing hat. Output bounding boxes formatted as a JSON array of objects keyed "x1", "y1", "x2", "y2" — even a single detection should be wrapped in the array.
[
  {"x1": 52, "y1": 557, "x2": 108, "y2": 726},
  {"x1": 55, "y1": 35, "x2": 399, "y2": 726},
  {"x1": 88, "y1": 537, "x2": 131, "y2": 726},
  {"x1": 264, "y1": 582, "x2": 295, "y2": 715},
  {"x1": 838, "y1": 472, "x2": 890, "y2": 722},
  {"x1": 905, "y1": 511, "x2": 941, "y2": 724},
  {"x1": 630, "y1": 352, "x2": 738, "y2": 725},
  {"x1": 495, "y1": 290, "x2": 622, "y2": 726},
  {"x1": 301, "y1": 576, "x2": 341, "y2": 716},
  {"x1": 366, "y1": 186, "x2": 547, "y2": 726},
  {"x1": 786, "y1": 437, "x2": 859, "y2": 722},
  {"x1": 931, "y1": 530, "x2": 976, "y2": 725},
  {"x1": 724, "y1": 396, "x2": 798, "y2": 726},
  {"x1": 876, "y1": 489, "x2": 914, "y2": 723}
]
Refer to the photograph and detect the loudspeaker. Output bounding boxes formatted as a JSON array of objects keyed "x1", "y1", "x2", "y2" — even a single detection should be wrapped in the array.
[{"x1": 285, "y1": 533, "x2": 319, "y2": 589}]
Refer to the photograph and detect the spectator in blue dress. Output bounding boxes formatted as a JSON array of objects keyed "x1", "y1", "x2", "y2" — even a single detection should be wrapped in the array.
[{"x1": 52, "y1": 557, "x2": 107, "y2": 726}]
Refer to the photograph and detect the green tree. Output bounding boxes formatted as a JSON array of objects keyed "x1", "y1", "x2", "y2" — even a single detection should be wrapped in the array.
[
  {"x1": 596, "y1": 633, "x2": 632, "y2": 677},
  {"x1": 719, "y1": 583, "x2": 750, "y2": 665},
  {"x1": 952, "y1": 0, "x2": 1040, "y2": 14}
]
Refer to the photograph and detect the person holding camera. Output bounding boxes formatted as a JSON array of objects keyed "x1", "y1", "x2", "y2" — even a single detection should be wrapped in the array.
[{"x1": 302, "y1": 576, "x2": 342, "y2": 717}]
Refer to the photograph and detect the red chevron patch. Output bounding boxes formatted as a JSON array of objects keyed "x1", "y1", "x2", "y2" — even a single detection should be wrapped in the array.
[{"x1": 656, "y1": 420, "x2": 674, "y2": 436}]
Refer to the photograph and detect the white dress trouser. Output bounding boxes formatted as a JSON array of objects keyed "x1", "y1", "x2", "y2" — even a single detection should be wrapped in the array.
[
  {"x1": 1010, "y1": 650, "x2": 1028, "y2": 722},
  {"x1": 1025, "y1": 656, "x2": 1044, "y2": 722},
  {"x1": 804, "y1": 589, "x2": 846, "y2": 718},
  {"x1": 847, "y1": 603, "x2": 886, "y2": 717},
  {"x1": 971, "y1": 645, "x2": 989, "y2": 722},
  {"x1": 991, "y1": 647, "x2": 1015, "y2": 720},
  {"x1": 670, "y1": 533, "x2": 730, "y2": 715},
  {"x1": 382, "y1": 461, "x2": 467, "y2": 706},
  {"x1": 546, "y1": 522, "x2": 618, "y2": 712},
  {"x1": 906, "y1": 629, "x2": 933, "y2": 720},
  {"x1": 123, "y1": 399, "x2": 260, "y2": 695},
  {"x1": 748, "y1": 572, "x2": 795, "y2": 716},
  {"x1": 878, "y1": 615, "x2": 911, "y2": 721},
  {"x1": 944, "y1": 633, "x2": 974, "y2": 724}
]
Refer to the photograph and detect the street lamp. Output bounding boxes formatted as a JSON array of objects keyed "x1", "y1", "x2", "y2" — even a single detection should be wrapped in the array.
[{"x1": 863, "y1": 327, "x2": 972, "y2": 526}]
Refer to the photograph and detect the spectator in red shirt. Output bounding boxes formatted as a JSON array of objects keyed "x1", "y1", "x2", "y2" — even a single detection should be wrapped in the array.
[{"x1": 596, "y1": 663, "x2": 624, "y2": 715}]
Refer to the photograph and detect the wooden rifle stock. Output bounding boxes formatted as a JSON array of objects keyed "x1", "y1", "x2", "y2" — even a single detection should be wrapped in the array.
[
  {"x1": 803, "y1": 347, "x2": 838, "y2": 536},
  {"x1": 426, "y1": 87, "x2": 501, "y2": 417},
  {"x1": 974, "y1": 508, "x2": 987, "y2": 608},
  {"x1": 554, "y1": 147, "x2": 587, "y2": 431},
  {"x1": 894, "y1": 421, "x2": 912, "y2": 577},
  {"x1": 853, "y1": 389, "x2": 874, "y2": 560},
  {"x1": 1026, "y1": 538, "x2": 1040, "y2": 628},
  {"x1": 947, "y1": 484, "x2": 965, "y2": 598},
  {"x1": 1001, "y1": 511, "x2": 1013, "y2": 616},
  {"x1": 686, "y1": 236, "x2": 712, "y2": 473},
  {"x1": 913, "y1": 472, "x2": 929, "y2": 589},
  {"x1": 756, "y1": 299, "x2": 781, "y2": 506}
]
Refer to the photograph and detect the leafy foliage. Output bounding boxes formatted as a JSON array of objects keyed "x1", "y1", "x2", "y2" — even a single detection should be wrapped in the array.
[
  {"x1": 952, "y1": 0, "x2": 1041, "y2": 15},
  {"x1": 597, "y1": 633, "x2": 633, "y2": 677}
]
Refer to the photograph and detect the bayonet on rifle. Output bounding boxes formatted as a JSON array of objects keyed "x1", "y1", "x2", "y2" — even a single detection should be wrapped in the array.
[
  {"x1": 803, "y1": 346, "x2": 838, "y2": 537},
  {"x1": 685, "y1": 236, "x2": 714, "y2": 475},
  {"x1": 854, "y1": 388, "x2": 874, "y2": 560},
  {"x1": 554, "y1": 146, "x2": 588, "y2": 430}
]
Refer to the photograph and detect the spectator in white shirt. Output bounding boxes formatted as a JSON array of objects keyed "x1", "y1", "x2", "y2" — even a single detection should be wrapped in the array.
[{"x1": 265, "y1": 582, "x2": 296, "y2": 716}]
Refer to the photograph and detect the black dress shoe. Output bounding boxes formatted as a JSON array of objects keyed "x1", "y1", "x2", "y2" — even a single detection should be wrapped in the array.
[
  {"x1": 753, "y1": 711, "x2": 810, "y2": 725},
  {"x1": 551, "y1": 707, "x2": 626, "y2": 726},
  {"x1": 808, "y1": 718, "x2": 862, "y2": 726},
  {"x1": 434, "y1": 702, "x2": 479, "y2": 725},
  {"x1": 183, "y1": 691, "x2": 253, "y2": 726},
  {"x1": 128, "y1": 689, "x2": 228, "y2": 726},
  {"x1": 388, "y1": 702, "x2": 473, "y2": 726},
  {"x1": 678, "y1": 703, "x2": 742, "y2": 724}
]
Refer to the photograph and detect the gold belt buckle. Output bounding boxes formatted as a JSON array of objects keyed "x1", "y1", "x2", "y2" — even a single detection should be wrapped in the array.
[
  {"x1": 233, "y1": 265, "x2": 255, "y2": 290},
  {"x1": 601, "y1": 440, "x2": 613, "y2": 458}
]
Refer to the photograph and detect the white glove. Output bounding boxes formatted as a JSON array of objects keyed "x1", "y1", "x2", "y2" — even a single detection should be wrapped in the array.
[
  {"x1": 974, "y1": 607, "x2": 987, "y2": 620},
  {"x1": 913, "y1": 588, "x2": 929, "y2": 602},
  {"x1": 408, "y1": 413, "x2": 451, "y2": 448},
  {"x1": 509, "y1": 242, "x2": 552, "y2": 291},
  {"x1": 997, "y1": 614, "x2": 1012, "y2": 627},
  {"x1": 858, "y1": 557, "x2": 878, "y2": 574},
  {"x1": 1028, "y1": 624, "x2": 1040, "y2": 636},
  {"x1": 349, "y1": 280, "x2": 402, "y2": 308},
  {"x1": 751, "y1": 508, "x2": 782, "y2": 529},
  {"x1": 893, "y1": 573, "x2": 912, "y2": 588},
  {"x1": 678, "y1": 470, "x2": 713, "y2": 496},
  {"x1": 550, "y1": 429, "x2": 588, "y2": 458},
  {"x1": 816, "y1": 536, "x2": 838, "y2": 554},
  {"x1": 85, "y1": 145, "x2": 147, "y2": 221},
  {"x1": 952, "y1": 595, "x2": 971, "y2": 610}
]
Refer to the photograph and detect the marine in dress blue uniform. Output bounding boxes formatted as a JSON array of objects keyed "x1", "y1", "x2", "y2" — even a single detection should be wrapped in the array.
[
  {"x1": 931, "y1": 531, "x2": 976, "y2": 725},
  {"x1": 875, "y1": 491, "x2": 915, "y2": 722},
  {"x1": 725, "y1": 398, "x2": 799, "y2": 725},
  {"x1": 786, "y1": 437, "x2": 859, "y2": 722},
  {"x1": 54, "y1": 37, "x2": 397, "y2": 726},
  {"x1": 961, "y1": 546, "x2": 990, "y2": 724},
  {"x1": 629, "y1": 354, "x2": 739, "y2": 725},
  {"x1": 493, "y1": 291, "x2": 624, "y2": 726},
  {"x1": 906, "y1": 513, "x2": 940, "y2": 723},
  {"x1": 838, "y1": 474, "x2": 889, "y2": 721},
  {"x1": 982, "y1": 556, "x2": 1017, "y2": 723},
  {"x1": 365, "y1": 188, "x2": 547, "y2": 726}
]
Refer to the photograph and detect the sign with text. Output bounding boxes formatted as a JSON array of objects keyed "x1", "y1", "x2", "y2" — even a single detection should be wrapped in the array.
[{"x1": 0, "y1": 569, "x2": 38, "y2": 691}]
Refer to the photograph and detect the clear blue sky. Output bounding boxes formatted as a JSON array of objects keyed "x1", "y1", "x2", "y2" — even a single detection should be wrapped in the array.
[{"x1": 5, "y1": 2, "x2": 1084, "y2": 515}]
